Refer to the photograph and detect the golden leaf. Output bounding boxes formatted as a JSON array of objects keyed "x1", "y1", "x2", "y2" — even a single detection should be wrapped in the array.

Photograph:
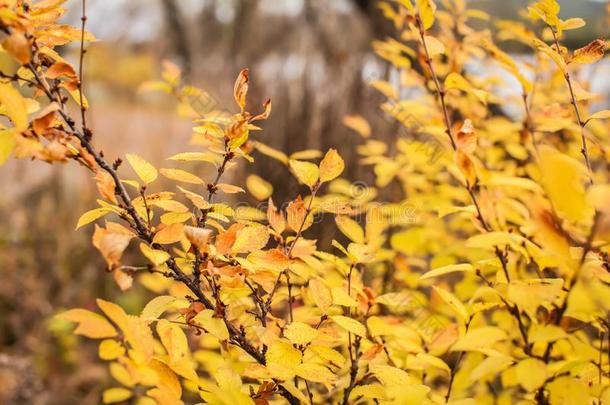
[
  {"x1": 319, "y1": 148, "x2": 345, "y2": 183},
  {"x1": 2, "y1": 33, "x2": 31, "y2": 64},
  {"x1": 289, "y1": 159, "x2": 320, "y2": 188},
  {"x1": 343, "y1": 115, "x2": 371, "y2": 138},
  {"x1": 59, "y1": 308, "x2": 117, "y2": 339},
  {"x1": 153, "y1": 223, "x2": 185, "y2": 245},
  {"x1": 0, "y1": 82, "x2": 28, "y2": 132},
  {"x1": 125, "y1": 153, "x2": 158, "y2": 185},
  {"x1": 159, "y1": 168, "x2": 203, "y2": 184}
]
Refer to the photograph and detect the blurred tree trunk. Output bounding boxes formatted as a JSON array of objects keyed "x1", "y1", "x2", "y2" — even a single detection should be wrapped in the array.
[{"x1": 160, "y1": 0, "x2": 192, "y2": 78}]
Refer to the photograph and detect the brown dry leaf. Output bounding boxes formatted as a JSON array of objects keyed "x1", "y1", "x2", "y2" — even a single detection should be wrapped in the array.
[
  {"x1": 113, "y1": 268, "x2": 133, "y2": 291},
  {"x1": 216, "y1": 223, "x2": 244, "y2": 255},
  {"x1": 32, "y1": 102, "x2": 60, "y2": 136},
  {"x1": 216, "y1": 183, "x2": 245, "y2": 194},
  {"x1": 456, "y1": 119, "x2": 477, "y2": 154},
  {"x1": 286, "y1": 196, "x2": 308, "y2": 232},
  {"x1": 45, "y1": 61, "x2": 77, "y2": 79},
  {"x1": 95, "y1": 170, "x2": 118, "y2": 204},
  {"x1": 252, "y1": 98, "x2": 272, "y2": 122},
  {"x1": 267, "y1": 198, "x2": 286, "y2": 234},
  {"x1": 456, "y1": 150, "x2": 477, "y2": 187},
  {"x1": 183, "y1": 226, "x2": 212, "y2": 251},
  {"x1": 234, "y1": 68, "x2": 249, "y2": 112},
  {"x1": 92, "y1": 224, "x2": 133, "y2": 270},
  {"x1": 571, "y1": 39, "x2": 605, "y2": 64}
]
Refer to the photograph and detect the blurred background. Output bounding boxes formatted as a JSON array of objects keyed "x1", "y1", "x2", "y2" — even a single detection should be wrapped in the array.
[{"x1": 0, "y1": 0, "x2": 608, "y2": 403}]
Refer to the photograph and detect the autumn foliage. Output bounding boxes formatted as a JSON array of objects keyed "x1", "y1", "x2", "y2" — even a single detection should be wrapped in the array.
[{"x1": 2, "y1": 0, "x2": 610, "y2": 404}]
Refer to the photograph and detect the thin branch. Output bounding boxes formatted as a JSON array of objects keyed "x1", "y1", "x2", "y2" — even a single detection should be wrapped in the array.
[{"x1": 549, "y1": 27, "x2": 593, "y2": 178}]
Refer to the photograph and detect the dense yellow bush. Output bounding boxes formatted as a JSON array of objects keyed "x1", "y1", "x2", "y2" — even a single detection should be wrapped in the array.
[{"x1": 1, "y1": 0, "x2": 610, "y2": 404}]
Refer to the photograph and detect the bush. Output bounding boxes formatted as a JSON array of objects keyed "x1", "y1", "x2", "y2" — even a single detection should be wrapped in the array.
[{"x1": 1, "y1": 0, "x2": 609, "y2": 404}]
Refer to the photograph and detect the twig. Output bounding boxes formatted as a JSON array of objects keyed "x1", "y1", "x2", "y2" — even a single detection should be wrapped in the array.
[{"x1": 549, "y1": 27, "x2": 593, "y2": 178}]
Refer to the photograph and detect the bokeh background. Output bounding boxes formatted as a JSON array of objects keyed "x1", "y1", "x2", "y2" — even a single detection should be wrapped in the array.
[{"x1": 0, "y1": 0, "x2": 608, "y2": 403}]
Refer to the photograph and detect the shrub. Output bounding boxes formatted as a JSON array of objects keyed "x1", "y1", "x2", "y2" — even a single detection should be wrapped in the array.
[{"x1": 1, "y1": 0, "x2": 609, "y2": 404}]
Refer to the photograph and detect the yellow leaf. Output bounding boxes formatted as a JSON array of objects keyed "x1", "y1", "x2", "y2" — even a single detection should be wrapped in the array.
[
  {"x1": 96, "y1": 299, "x2": 128, "y2": 332},
  {"x1": 246, "y1": 174, "x2": 273, "y2": 200},
  {"x1": 547, "y1": 376, "x2": 589, "y2": 405},
  {"x1": 319, "y1": 148, "x2": 345, "y2": 183},
  {"x1": 141, "y1": 295, "x2": 176, "y2": 321},
  {"x1": 307, "y1": 345, "x2": 346, "y2": 367},
  {"x1": 3, "y1": 33, "x2": 31, "y2": 64},
  {"x1": 419, "y1": 263, "x2": 474, "y2": 280},
  {"x1": 417, "y1": 0, "x2": 436, "y2": 30},
  {"x1": 167, "y1": 151, "x2": 221, "y2": 164},
  {"x1": 370, "y1": 365, "x2": 410, "y2": 388},
  {"x1": 332, "y1": 287, "x2": 358, "y2": 307},
  {"x1": 295, "y1": 362, "x2": 337, "y2": 384},
  {"x1": 156, "y1": 326, "x2": 196, "y2": 383},
  {"x1": 587, "y1": 109, "x2": 610, "y2": 122},
  {"x1": 76, "y1": 207, "x2": 111, "y2": 229},
  {"x1": 330, "y1": 315, "x2": 367, "y2": 337},
  {"x1": 444, "y1": 72, "x2": 488, "y2": 104},
  {"x1": 309, "y1": 278, "x2": 333, "y2": 312},
  {"x1": 99, "y1": 339, "x2": 125, "y2": 360},
  {"x1": 370, "y1": 80, "x2": 398, "y2": 99},
  {"x1": 560, "y1": 17, "x2": 585, "y2": 31},
  {"x1": 253, "y1": 141, "x2": 289, "y2": 164},
  {"x1": 290, "y1": 149, "x2": 322, "y2": 160},
  {"x1": 533, "y1": 39, "x2": 567, "y2": 73},
  {"x1": 59, "y1": 308, "x2": 117, "y2": 339},
  {"x1": 289, "y1": 159, "x2": 319, "y2": 188},
  {"x1": 335, "y1": 215, "x2": 365, "y2": 244},
  {"x1": 153, "y1": 223, "x2": 185, "y2": 245},
  {"x1": 0, "y1": 82, "x2": 28, "y2": 132},
  {"x1": 285, "y1": 322, "x2": 319, "y2": 345},
  {"x1": 508, "y1": 279, "x2": 563, "y2": 318},
  {"x1": 347, "y1": 242, "x2": 374, "y2": 264},
  {"x1": 539, "y1": 146, "x2": 590, "y2": 222},
  {"x1": 265, "y1": 340, "x2": 302, "y2": 380},
  {"x1": 232, "y1": 225, "x2": 270, "y2": 254},
  {"x1": 528, "y1": 0, "x2": 560, "y2": 27},
  {"x1": 343, "y1": 115, "x2": 371, "y2": 138},
  {"x1": 0, "y1": 130, "x2": 15, "y2": 165},
  {"x1": 103, "y1": 388, "x2": 133, "y2": 404},
  {"x1": 350, "y1": 384, "x2": 386, "y2": 401},
  {"x1": 139, "y1": 243, "x2": 170, "y2": 266},
  {"x1": 451, "y1": 327, "x2": 508, "y2": 351},
  {"x1": 424, "y1": 35, "x2": 444, "y2": 56},
  {"x1": 432, "y1": 286, "x2": 469, "y2": 322},
  {"x1": 415, "y1": 352, "x2": 451, "y2": 373},
  {"x1": 125, "y1": 153, "x2": 158, "y2": 185},
  {"x1": 159, "y1": 168, "x2": 203, "y2": 184},
  {"x1": 515, "y1": 358, "x2": 547, "y2": 392}
]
